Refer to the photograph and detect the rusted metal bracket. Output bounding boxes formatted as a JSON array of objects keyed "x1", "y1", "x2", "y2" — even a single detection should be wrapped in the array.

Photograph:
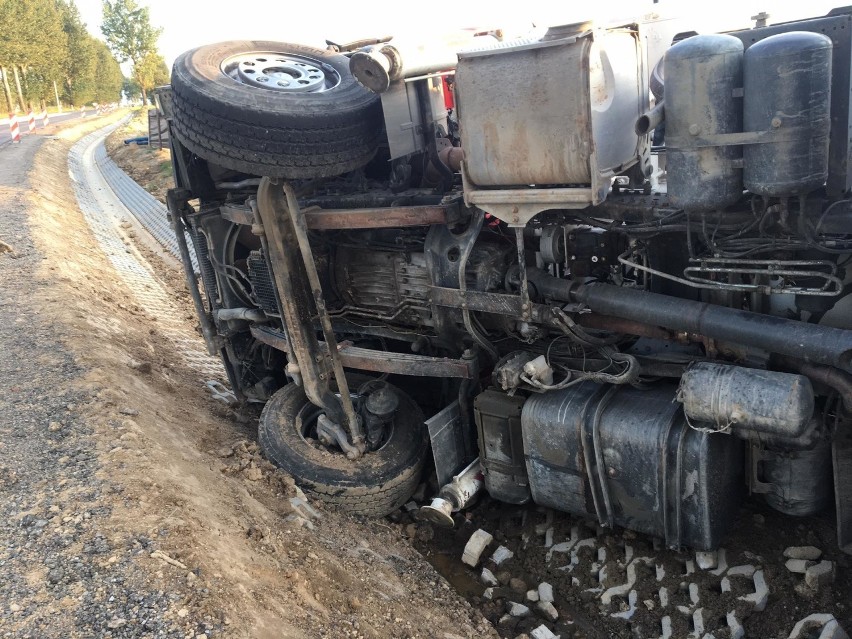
[
  {"x1": 337, "y1": 343, "x2": 475, "y2": 378},
  {"x1": 255, "y1": 179, "x2": 366, "y2": 455},
  {"x1": 250, "y1": 326, "x2": 475, "y2": 379},
  {"x1": 221, "y1": 202, "x2": 454, "y2": 229},
  {"x1": 304, "y1": 205, "x2": 451, "y2": 230},
  {"x1": 667, "y1": 126, "x2": 809, "y2": 150}
]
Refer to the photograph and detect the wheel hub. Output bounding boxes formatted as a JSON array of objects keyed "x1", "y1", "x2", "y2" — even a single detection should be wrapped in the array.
[{"x1": 222, "y1": 53, "x2": 340, "y2": 93}]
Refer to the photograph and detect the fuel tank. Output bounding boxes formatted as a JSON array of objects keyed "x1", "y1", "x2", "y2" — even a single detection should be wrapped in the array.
[{"x1": 521, "y1": 382, "x2": 743, "y2": 549}]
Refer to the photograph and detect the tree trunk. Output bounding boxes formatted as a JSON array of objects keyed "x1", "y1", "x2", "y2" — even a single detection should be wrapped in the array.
[
  {"x1": 53, "y1": 80, "x2": 61, "y2": 113},
  {"x1": 20, "y1": 66, "x2": 32, "y2": 110},
  {"x1": 12, "y1": 66, "x2": 25, "y2": 112},
  {"x1": 0, "y1": 67, "x2": 14, "y2": 113}
]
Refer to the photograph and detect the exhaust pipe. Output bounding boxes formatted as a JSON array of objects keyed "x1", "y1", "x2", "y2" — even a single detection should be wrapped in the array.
[
  {"x1": 418, "y1": 459, "x2": 483, "y2": 527},
  {"x1": 527, "y1": 270, "x2": 852, "y2": 372},
  {"x1": 635, "y1": 101, "x2": 665, "y2": 136}
]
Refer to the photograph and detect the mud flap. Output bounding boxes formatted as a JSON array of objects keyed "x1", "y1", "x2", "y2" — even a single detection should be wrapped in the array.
[
  {"x1": 834, "y1": 425, "x2": 852, "y2": 555},
  {"x1": 427, "y1": 401, "x2": 475, "y2": 487}
]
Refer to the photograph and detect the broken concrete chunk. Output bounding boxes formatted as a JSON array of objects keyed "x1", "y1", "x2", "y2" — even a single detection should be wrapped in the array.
[
  {"x1": 483, "y1": 587, "x2": 494, "y2": 600},
  {"x1": 538, "y1": 581, "x2": 554, "y2": 603},
  {"x1": 537, "y1": 600, "x2": 559, "y2": 622},
  {"x1": 784, "y1": 546, "x2": 823, "y2": 561},
  {"x1": 492, "y1": 545, "x2": 514, "y2": 566},
  {"x1": 785, "y1": 558, "x2": 815, "y2": 574},
  {"x1": 805, "y1": 561, "x2": 835, "y2": 589},
  {"x1": 695, "y1": 550, "x2": 718, "y2": 570},
  {"x1": 481, "y1": 567, "x2": 499, "y2": 587},
  {"x1": 738, "y1": 570, "x2": 768, "y2": 612},
  {"x1": 506, "y1": 601, "x2": 531, "y2": 617},
  {"x1": 526, "y1": 589, "x2": 540, "y2": 602},
  {"x1": 462, "y1": 529, "x2": 493, "y2": 567},
  {"x1": 787, "y1": 613, "x2": 849, "y2": 639},
  {"x1": 530, "y1": 625, "x2": 559, "y2": 639}
]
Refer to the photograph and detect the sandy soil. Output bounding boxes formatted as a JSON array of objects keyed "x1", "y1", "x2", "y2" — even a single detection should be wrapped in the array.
[
  {"x1": 73, "y1": 108, "x2": 852, "y2": 639},
  {"x1": 0, "y1": 113, "x2": 494, "y2": 638}
]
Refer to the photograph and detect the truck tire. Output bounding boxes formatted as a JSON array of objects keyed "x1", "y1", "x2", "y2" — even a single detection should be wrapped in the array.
[
  {"x1": 170, "y1": 40, "x2": 383, "y2": 179},
  {"x1": 258, "y1": 379, "x2": 428, "y2": 517}
]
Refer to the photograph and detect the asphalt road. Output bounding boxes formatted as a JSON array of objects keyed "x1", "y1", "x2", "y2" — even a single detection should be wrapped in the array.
[{"x1": 0, "y1": 109, "x2": 96, "y2": 148}]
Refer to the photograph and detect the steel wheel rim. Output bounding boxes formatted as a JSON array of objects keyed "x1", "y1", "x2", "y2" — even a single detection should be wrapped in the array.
[{"x1": 221, "y1": 52, "x2": 340, "y2": 93}]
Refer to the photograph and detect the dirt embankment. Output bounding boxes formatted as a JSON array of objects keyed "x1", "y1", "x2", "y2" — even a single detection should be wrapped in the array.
[
  {"x1": 0, "y1": 114, "x2": 494, "y2": 638},
  {"x1": 105, "y1": 110, "x2": 172, "y2": 204}
]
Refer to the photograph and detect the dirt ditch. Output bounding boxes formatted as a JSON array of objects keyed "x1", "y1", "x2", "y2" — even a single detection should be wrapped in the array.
[
  {"x1": 0, "y1": 113, "x2": 493, "y2": 638},
  {"x1": 96, "y1": 114, "x2": 852, "y2": 639}
]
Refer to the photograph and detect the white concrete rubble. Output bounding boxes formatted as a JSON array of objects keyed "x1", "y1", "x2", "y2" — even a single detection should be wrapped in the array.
[
  {"x1": 659, "y1": 615, "x2": 673, "y2": 639},
  {"x1": 492, "y1": 545, "x2": 514, "y2": 566},
  {"x1": 481, "y1": 567, "x2": 499, "y2": 587},
  {"x1": 537, "y1": 600, "x2": 559, "y2": 621},
  {"x1": 462, "y1": 529, "x2": 493, "y2": 567},
  {"x1": 611, "y1": 590, "x2": 638, "y2": 620},
  {"x1": 530, "y1": 625, "x2": 559, "y2": 639},
  {"x1": 709, "y1": 548, "x2": 729, "y2": 576},
  {"x1": 526, "y1": 589, "x2": 540, "y2": 602},
  {"x1": 601, "y1": 556, "x2": 653, "y2": 605},
  {"x1": 805, "y1": 561, "x2": 835, "y2": 589},
  {"x1": 788, "y1": 614, "x2": 849, "y2": 639},
  {"x1": 538, "y1": 582, "x2": 554, "y2": 603},
  {"x1": 506, "y1": 601, "x2": 531, "y2": 617},
  {"x1": 785, "y1": 558, "x2": 815, "y2": 574},
  {"x1": 727, "y1": 611, "x2": 745, "y2": 639},
  {"x1": 784, "y1": 546, "x2": 822, "y2": 561},
  {"x1": 739, "y1": 570, "x2": 768, "y2": 612},
  {"x1": 696, "y1": 550, "x2": 718, "y2": 570}
]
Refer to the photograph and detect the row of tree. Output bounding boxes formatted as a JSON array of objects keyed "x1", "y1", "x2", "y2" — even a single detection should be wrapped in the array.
[{"x1": 0, "y1": 0, "x2": 168, "y2": 113}]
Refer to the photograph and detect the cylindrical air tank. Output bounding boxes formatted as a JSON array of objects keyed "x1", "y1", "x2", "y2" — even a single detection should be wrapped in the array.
[
  {"x1": 665, "y1": 34, "x2": 744, "y2": 211},
  {"x1": 743, "y1": 31, "x2": 832, "y2": 197}
]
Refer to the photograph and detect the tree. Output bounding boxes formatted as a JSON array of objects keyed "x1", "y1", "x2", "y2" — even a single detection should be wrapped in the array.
[
  {"x1": 59, "y1": 1, "x2": 97, "y2": 106},
  {"x1": 93, "y1": 41, "x2": 123, "y2": 104},
  {"x1": 101, "y1": 0, "x2": 161, "y2": 104},
  {"x1": 122, "y1": 76, "x2": 141, "y2": 102},
  {"x1": 134, "y1": 50, "x2": 168, "y2": 104},
  {"x1": 0, "y1": 0, "x2": 67, "y2": 110}
]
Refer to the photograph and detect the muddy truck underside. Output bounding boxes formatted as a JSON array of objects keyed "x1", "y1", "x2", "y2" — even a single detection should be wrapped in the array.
[{"x1": 157, "y1": 10, "x2": 852, "y2": 558}]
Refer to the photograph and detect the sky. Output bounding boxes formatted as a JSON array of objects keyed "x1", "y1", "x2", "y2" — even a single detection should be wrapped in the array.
[{"x1": 73, "y1": 0, "x2": 849, "y2": 70}]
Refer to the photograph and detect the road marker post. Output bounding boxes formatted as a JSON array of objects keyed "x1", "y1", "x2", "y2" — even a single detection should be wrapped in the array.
[
  {"x1": 40, "y1": 109, "x2": 49, "y2": 127},
  {"x1": 8, "y1": 113, "x2": 20, "y2": 143},
  {"x1": 27, "y1": 110, "x2": 35, "y2": 133}
]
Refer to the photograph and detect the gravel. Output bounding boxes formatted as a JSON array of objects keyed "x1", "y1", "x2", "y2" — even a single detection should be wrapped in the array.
[{"x1": 0, "y1": 130, "x2": 217, "y2": 638}]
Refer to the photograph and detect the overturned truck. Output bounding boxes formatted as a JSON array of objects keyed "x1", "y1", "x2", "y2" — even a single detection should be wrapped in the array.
[{"x1": 159, "y1": 9, "x2": 852, "y2": 552}]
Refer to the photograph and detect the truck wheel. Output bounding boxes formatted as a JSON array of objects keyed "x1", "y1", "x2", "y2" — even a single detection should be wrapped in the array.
[
  {"x1": 258, "y1": 379, "x2": 428, "y2": 517},
  {"x1": 171, "y1": 40, "x2": 383, "y2": 179}
]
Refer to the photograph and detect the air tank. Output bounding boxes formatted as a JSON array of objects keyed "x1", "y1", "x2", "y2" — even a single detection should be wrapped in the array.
[
  {"x1": 743, "y1": 32, "x2": 832, "y2": 197},
  {"x1": 665, "y1": 34, "x2": 744, "y2": 211}
]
